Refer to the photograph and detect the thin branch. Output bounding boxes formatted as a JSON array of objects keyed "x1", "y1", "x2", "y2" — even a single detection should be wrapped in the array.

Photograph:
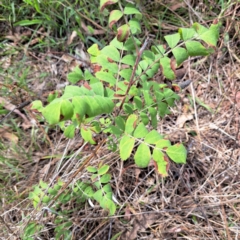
[{"x1": 117, "y1": 37, "x2": 150, "y2": 114}]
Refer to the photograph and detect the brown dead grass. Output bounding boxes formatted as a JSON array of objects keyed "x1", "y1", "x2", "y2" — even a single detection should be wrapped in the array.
[{"x1": 0, "y1": 1, "x2": 240, "y2": 239}]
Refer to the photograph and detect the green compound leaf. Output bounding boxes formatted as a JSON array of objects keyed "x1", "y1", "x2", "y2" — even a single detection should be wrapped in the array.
[
  {"x1": 156, "y1": 139, "x2": 171, "y2": 149},
  {"x1": 185, "y1": 41, "x2": 210, "y2": 56},
  {"x1": 120, "y1": 135, "x2": 135, "y2": 160},
  {"x1": 139, "y1": 60, "x2": 148, "y2": 71},
  {"x1": 98, "y1": 165, "x2": 110, "y2": 175},
  {"x1": 93, "y1": 189, "x2": 103, "y2": 202},
  {"x1": 81, "y1": 126, "x2": 96, "y2": 144},
  {"x1": 149, "y1": 107, "x2": 157, "y2": 129},
  {"x1": 109, "y1": 10, "x2": 123, "y2": 29},
  {"x1": 133, "y1": 122, "x2": 148, "y2": 138},
  {"x1": 123, "y1": 103, "x2": 134, "y2": 114},
  {"x1": 47, "y1": 90, "x2": 59, "y2": 103},
  {"x1": 124, "y1": 37, "x2": 141, "y2": 51},
  {"x1": 124, "y1": 3, "x2": 141, "y2": 15},
  {"x1": 140, "y1": 112, "x2": 149, "y2": 125},
  {"x1": 67, "y1": 66, "x2": 84, "y2": 84},
  {"x1": 87, "y1": 96, "x2": 114, "y2": 116},
  {"x1": 107, "y1": 125, "x2": 123, "y2": 136},
  {"x1": 42, "y1": 100, "x2": 61, "y2": 124},
  {"x1": 172, "y1": 47, "x2": 189, "y2": 66},
  {"x1": 145, "y1": 130, "x2": 163, "y2": 144},
  {"x1": 143, "y1": 90, "x2": 153, "y2": 106},
  {"x1": 129, "y1": 18, "x2": 141, "y2": 34},
  {"x1": 166, "y1": 143, "x2": 187, "y2": 163},
  {"x1": 193, "y1": 22, "x2": 220, "y2": 47},
  {"x1": 95, "y1": 70, "x2": 117, "y2": 85},
  {"x1": 125, "y1": 114, "x2": 138, "y2": 134},
  {"x1": 64, "y1": 124, "x2": 75, "y2": 138},
  {"x1": 119, "y1": 68, "x2": 132, "y2": 81},
  {"x1": 179, "y1": 27, "x2": 196, "y2": 40},
  {"x1": 142, "y1": 50, "x2": 155, "y2": 62},
  {"x1": 151, "y1": 44, "x2": 166, "y2": 55},
  {"x1": 101, "y1": 45, "x2": 120, "y2": 62},
  {"x1": 103, "y1": 183, "x2": 112, "y2": 193},
  {"x1": 60, "y1": 99, "x2": 73, "y2": 120},
  {"x1": 90, "y1": 82, "x2": 104, "y2": 96},
  {"x1": 96, "y1": 54, "x2": 118, "y2": 73},
  {"x1": 121, "y1": 54, "x2": 136, "y2": 66},
  {"x1": 164, "y1": 33, "x2": 181, "y2": 49},
  {"x1": 100, "y1": 198, "x2": 116, "y2": 216},
  {"x1": 86, "y1": 166, "x2": 97, "y2": 173},
  {"x1": 192, "y1": 22, "x2": 208, "y2": 35},
  {"x1": 87, "y1": 43, "x2": 100, "y2": 56},
  {"x1": 93, "y1": 185, "x2": 115, "y2": 216},
  {"x1": 206, "y1": 22, "x2": 220, "y2": 47},
  {"x1": 133, "y1": 96, "x2": 143, "y2": 110},
  {"x1": 158, "y1": 102, "x2": 170, "y2": 118},
  {"x1": 152, "y1": 149, "x2": 169, "y2": 177},
  {"x1": 31, "y1": 100, "x2": 43, "y2": 111},
  {"x1": 100, "y1": 173, "x2": 111, "y2": 183},
  {"x1": 159, "y1": 57, "x2": 176, "y2": 80},
  {"x1": 62, "y1": 85, "x2": 87, "y2": 98},
  {"x1": 134, "y1": 143, "x2": 151, "y2": 168},
  {"x1": 115, "y1": 116, "x2": 125, "y2": 131}
]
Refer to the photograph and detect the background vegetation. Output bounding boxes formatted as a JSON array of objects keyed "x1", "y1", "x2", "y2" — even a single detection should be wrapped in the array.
[{"x1": 0, "y1": 0, "x2": 239, "y2": 239}]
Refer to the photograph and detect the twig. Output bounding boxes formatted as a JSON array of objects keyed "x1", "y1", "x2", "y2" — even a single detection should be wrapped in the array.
[
  {"x1": 117, "y1": 37, "x2": 150, "y2": 114},
  {"x1": 0, "y1": 101, "x2": 31, "y2": 124}
]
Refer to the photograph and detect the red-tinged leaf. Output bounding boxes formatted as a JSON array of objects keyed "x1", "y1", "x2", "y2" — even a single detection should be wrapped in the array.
[
  {"x1": 109, "y1": 10, "x2": 123, "y2": 29},
  {"x1": 117, "y1": 24, "x2": 130, "y2": 42},
  {"x1": 91, "y1": 64, "x2": 102, "y2": 73},
  {"x1": 101, "y1": 45, "x2": 120, "y2": 62},
  {"x1": 100, "y1": 0, "x2": 118, "y2": 12},
  {"x1": 170, "y1": 58, "x2": 177, "y2": 76},
  {"x1": 171, "y1": 84, "x2": 181, "y2": 93},
  {"x1": 107, "y1": 57, "x2": 114, "y2": 63},
  {"x1": 159, "y1": 57, "x2": 176, "y2": 80},
  {"x1": 83, "y1": 81, "x2": 92, "y2": 90},
  {"x1": 152, "y1": 150, "x2": 170, "y2": 177}
]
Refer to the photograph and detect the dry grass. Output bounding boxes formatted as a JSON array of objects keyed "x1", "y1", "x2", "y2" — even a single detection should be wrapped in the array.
[{"x1": 0, "y1": 0, "x2": 240, "y2": 239}]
